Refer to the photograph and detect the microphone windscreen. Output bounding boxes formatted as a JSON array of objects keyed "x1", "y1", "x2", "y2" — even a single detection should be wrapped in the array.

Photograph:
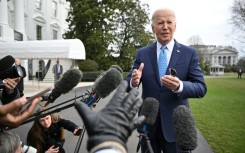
[
  {"x1": 54, "y1": 68, "x2": 83, "y2": 94},
  {"x1": 139, "y1": 97, "x2": 159, "y2": 125},
  {"x1": 110, "y1": 65, "x2": 123, "y2": 74},
  {"x1": 0, "y1": 55, "x2": 15, "y2": 71},
  {"x1": 173, "y1": 105, "x2": 197, "y2": 151},
  {"x1": 92, "y1": 67, "x2": 123, "y2": 98}
]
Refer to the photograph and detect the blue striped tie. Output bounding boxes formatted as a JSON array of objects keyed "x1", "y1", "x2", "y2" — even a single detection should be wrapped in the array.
[{"x1": 158, "y1": 46, "x2": 167, "y2": 79}]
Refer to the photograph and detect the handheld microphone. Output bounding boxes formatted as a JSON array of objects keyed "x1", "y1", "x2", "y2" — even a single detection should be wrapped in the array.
[
  {"x1": 173, "y1": 105, "x2": 197, "y2": 152},
  {"x1": 44, "y1": 68, "x2": 83, "y2": 106},
  {"x1": 82, "y1": 66, "x2": 123, "y2": 107},
  {"x1": 0, "y1": 55, "x2": 15, "y2": 71},
  {"x1": 137, "y1": 97, "x2": 159, "y2": 153}
]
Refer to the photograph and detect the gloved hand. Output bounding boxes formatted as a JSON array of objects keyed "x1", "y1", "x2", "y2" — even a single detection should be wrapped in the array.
[{"x1": 74, "y1": 80, "x2": 145, "y2": 152}]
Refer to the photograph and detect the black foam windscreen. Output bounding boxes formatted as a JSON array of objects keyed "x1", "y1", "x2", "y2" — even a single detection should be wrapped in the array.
[
  {"x1": 173, "y1": 105, "x2": 197, "y2": 151},
  {"x1": 0, "y1": 55, "x2": 15, "y2": 71},
  {"x1": 54, "y1": 68, "x2": 83, "y2": 94},
  {"x1": 46, "y1": 68, "x2": 83, "y2": 104},
  {"x1": 110, "y1": 65, "x2": 123, "y2": 74},
  {"x1": 139, "y1": 97, "x2": 159, "y2": 125},
  {"x1": 92, "y1": 67, "x2": 123, "y2": 98}
]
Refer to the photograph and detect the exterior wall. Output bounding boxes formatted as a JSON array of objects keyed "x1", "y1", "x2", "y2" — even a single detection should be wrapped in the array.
[
  {"x1": 0, "y1": 0, "x2": 72, "y2": 82},
  {"x1": 192, "y1": 45, "x2": 239, "y2": 66}
]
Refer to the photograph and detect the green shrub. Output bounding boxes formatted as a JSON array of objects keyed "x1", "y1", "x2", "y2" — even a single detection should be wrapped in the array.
[
  {"x1": 79, "y1": 59, "x2": 99, "y2": 71},
  {"x1": 82, "y1": 71, "x2": 102, "y2": 81}
]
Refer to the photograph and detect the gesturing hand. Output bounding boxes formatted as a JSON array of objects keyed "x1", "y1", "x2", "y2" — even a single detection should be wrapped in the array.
[
  {"x1": 74, "y1": 80, "x2": 145, "y2": 152},
  {"x1": 131, "y1": 63, "x2": 144, "y2": 87}
]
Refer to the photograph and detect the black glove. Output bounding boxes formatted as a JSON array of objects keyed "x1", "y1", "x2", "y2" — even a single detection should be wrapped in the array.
[{"x1": 74, "y1": 80, "x2": 145, "y2": 152}]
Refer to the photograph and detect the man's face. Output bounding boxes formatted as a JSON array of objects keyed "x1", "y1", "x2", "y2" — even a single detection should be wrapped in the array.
[{"x1": 151, "y1": 9, "x2": 176, "y2": 45}]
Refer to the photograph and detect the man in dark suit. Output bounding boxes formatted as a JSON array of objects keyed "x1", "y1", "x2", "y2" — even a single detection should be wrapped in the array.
[
  {"x1": 52, "y1": 59, "x2": 63, "y2": 84},
  {"x1": 15, "y1": 58, "x2": 26, "y2": 97},
  {"x1": 126, "y1": 8, "x2": 207, "y2": 153},
  {"x1": 237, "y1": 68, "x2": 243, "y2": 79}
]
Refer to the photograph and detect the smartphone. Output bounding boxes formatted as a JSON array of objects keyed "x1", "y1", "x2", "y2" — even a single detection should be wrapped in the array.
[
  {"x1": 169, "y1": 68, "x2": 177, "y2": 77},
  {"x1": 26, "y1": 87, "x2": 53, "y2": 104}
]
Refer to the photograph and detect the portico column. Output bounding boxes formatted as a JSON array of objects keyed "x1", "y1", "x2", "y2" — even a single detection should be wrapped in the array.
[
  {"x1": 0, "y1": 0, "x2": 14, "y2": 41},
  {"x1": 0, "y1": 0, "x2": 8, "y2": 25},
  {"x1": 14, "y1": 0, "x2": 27, "y2": 40}
]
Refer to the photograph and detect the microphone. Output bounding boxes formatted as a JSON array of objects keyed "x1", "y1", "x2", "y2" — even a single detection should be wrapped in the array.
[
  {"x1": 173, "y1": 105, "x2": 197, "y2": 152},
  {"x1": 0, "y1": 55, "x2": 15, "y2": 71},
  {"x1": 44, "y1": 68, "x2": 83, "y2": 106},
  {"x1": 109, "y1": 65, "x2": 123, "y2": 74},
  {"x1": 92, "y1": 66, "x2": 123, "y2": 98},
  {"x1": 137, "y1": 97, "x2": 159, "y2": 153},
  {"x1": 83, "y1": 65, "x2": 123, "y2": 106}
]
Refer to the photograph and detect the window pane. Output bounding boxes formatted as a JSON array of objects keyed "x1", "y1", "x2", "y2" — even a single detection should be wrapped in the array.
[
  {"x1": 53, "y1": 30, "x2": 58, "y2": 39},
  {"x1": 36, "y1": 25, "x2": 42, "y2": 40},
  {"x1": 52, "y1": 1, "x2": 57, "y2": 17},
  {"x1": 35, "y1": 0, "x2": 41, "y2": 10}
]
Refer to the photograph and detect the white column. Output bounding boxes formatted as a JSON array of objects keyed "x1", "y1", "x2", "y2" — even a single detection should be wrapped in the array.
[
  {"x1": 0, "y1": 0, "x2": 14, "y2": 41},
  {"x1": 0, "y1": 0, "x2": 8, "y2": 25},
  {"x1": 14, "y1": 0, "x2": 27, "y2": 40}
]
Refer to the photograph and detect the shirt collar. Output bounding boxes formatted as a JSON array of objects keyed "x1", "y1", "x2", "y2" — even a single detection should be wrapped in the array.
[{"x1": 157, "y1": 39, "x2": 175, "y2": 52}]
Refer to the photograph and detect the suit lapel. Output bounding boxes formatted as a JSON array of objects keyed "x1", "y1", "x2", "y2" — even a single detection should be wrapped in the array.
[
  {"x1": 149, "y1": 42, "x2": 162, "y2": 85},
  {"x1": 167, "y1": 40, "x2": 182, "y2": 71}
]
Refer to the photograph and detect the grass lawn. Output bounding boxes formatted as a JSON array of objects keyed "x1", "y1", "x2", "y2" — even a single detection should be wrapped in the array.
[{"x1": 189, "y1": 76, "x2": 245, "y2": 153}]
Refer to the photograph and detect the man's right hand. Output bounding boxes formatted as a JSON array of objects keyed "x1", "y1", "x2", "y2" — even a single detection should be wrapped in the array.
[{"x1": 131, "y1": 63, "x2": 144, "y2": 87}]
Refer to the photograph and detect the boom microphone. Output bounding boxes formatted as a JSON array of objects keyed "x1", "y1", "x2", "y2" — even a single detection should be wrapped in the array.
[
  {"x1": 92, "y1": 66, "x2": 123, "y2": 98},
  {"x1": 44, "y1": 68, "x2": 83, "y2": 106},
  {"x1": 173, "y1": 105, "x2": 197, "y2": 152},
  {"x1": 109, "y1": 65, "x2": 123, "y2": 74},
  {"x1": 137, "y1": 97, "x2": 159, "y2": 153},
  {"x1": 84, "y1": 66, "x2": 123, "y2": 106}
]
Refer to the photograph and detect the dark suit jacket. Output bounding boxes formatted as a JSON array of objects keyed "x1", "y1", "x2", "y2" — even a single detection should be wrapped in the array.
[
  {"x1": 126, "y1": 40, "x2": 207, "y2": 142},
  {"x1": 52, "y1": 64, "x2": 63, "y2": 75}
]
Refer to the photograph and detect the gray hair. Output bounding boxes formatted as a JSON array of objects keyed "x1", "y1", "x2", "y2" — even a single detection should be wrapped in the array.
[
  {"x1": 0, "y1": 131, "x2": 21, "y2": 153},
  {"x1": 151, "y1": 8, "x2": 176, "y2": 25}
]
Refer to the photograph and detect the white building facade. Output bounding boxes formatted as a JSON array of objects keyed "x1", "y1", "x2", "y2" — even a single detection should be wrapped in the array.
[
  {"x1": 193, "y1": 45, "x2": 239, "y2": 75},
  {"x1": 0, "y1": 0, "x2": 82, "y2": 82},
  {"x1": 0, "y1": 0, "x2": 70, "y2": 42}
]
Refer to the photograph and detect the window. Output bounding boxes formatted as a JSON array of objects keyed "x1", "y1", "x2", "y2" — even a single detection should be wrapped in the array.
[
  {"x1": 36, "y1": 25, "x2": 42, "y2": 40},
  {"x1": 53, "y1": 30, "x2": 58, "y2": 39},
  {"x1": 35, "y1": 0, "x2": 41, "y2": 11},
  {"x1": 52, "y1": 1, "x2": 57, "y2": 17}
]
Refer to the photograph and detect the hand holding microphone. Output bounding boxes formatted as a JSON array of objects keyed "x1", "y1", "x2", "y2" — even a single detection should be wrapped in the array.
[{"x1": 75, "y1": 81, "x2": 145, "y2": 153}]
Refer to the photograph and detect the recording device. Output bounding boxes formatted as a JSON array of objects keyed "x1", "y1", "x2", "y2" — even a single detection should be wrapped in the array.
[
  {"x1": 84, "y1": 66, "x2": 123, "y2": 106},
  {"x1": 169, "y1": 68, "x2": 177, "y2": 77},
  {"x1": 0, "y1": 55, "x2": 15, "y2": 72},
  {"x1": 137, "y1": 97, "x2": 159, "y2": 153},
  {"x1": 43, "y1": 68, "x2": 83, "y2": 106},
  {"x1": 173, "y1": 105, "x2": 197, "y2": 152},
  {"x1": 21, "y1": 141, "x2": 37, "y2": 153},
  {"x1": 0, "y1": 65, "x2": 24, "y2": 79}
]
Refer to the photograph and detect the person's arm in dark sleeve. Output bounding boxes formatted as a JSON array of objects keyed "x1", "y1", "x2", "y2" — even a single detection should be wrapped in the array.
[{"x1": 57, "y1": 118, "x2": 80, "y2": 132}]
